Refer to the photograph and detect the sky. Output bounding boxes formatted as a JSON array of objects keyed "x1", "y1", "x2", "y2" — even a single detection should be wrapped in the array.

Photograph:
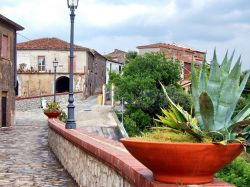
[{"x1": 1, "y1": 0, "x2": 250, "y2": 70}]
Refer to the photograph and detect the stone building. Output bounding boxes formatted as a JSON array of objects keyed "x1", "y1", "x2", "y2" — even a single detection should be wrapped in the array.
[
  {"x1": 16, "y1": 38, "x2": 106, "y2": 98},
  {"x1": 105, "y1": 59, "x2": 124, "y2": 84},
  {"x1": 105, "y1": 49, "x2": 127, "y2": 64},
  {"x1": 0, "y1": 14, "x2": 24, "y2": 127},
  {"x1": 104, "y1": 49, "x2": 126, "y2": 84},
  {"x1": 137, "y1": 43, "x2": 205, "y2": 80}
]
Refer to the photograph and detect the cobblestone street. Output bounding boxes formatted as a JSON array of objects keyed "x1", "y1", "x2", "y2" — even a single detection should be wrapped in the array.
[{"x1": 0, "y1": 109, "x2": 77, "y2": 187}]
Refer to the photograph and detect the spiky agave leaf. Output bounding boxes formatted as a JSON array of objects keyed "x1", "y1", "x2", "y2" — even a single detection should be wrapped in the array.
[
  {"x1": 199, "y1": 92, "x2": 214, "y2": 131},
  {"x1": 229, "y1": 118, "x2": 250, "y2": 133},
  {"x1": 224, "y1": 69, "x2": 250, "y2": 127},
  {"x1": 228, "y1": 49, "x2": 235, "y2": 65},
  {"x1": 229, "y1": 102, "x2": 250, "y2": 130},
  {"x1": 191, "y1": 63, "x2": 205, "y2": 129},
  {"x1": 220, "y1": 50, "x2": 230, "y2": 81},
  {"x1": 242, "y1": 126, "x2": 250, "y2": 144},
  {"x1": 155, "y1": 114, "x2": 179, "y2": 130},
  {"x1": 207, "y1": 50, "x2": 221, "y2": 114},
  {"x1": 160, "y1": 107, "x2": 181, "y2": 128},
  {"x1": 155, "y1": 107, "x2": 185, "y2": 131},
  {"x1": 179, "y1": 122, "x2": 204, "y2": 142},
  {"x1": 158, "y1": 82, "x2": 204, "y2": 141},
  {"x1": 206, "y1": 131, "x2": 225, "y2": 142},
  {"x1": 198, "y1": 57, "x2": 208, "y2": 92},
  {"x1": 214, "y1": 57, "x2": 242, "y2": 130},
  {"x1": 160, "y1": 82, "x2": 187, "y2": 122}
]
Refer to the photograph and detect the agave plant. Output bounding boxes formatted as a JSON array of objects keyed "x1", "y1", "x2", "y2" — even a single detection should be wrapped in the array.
[
  {"x1": 157, "y1": 82, "x2": 204, "y2": 142},
  {"x1": 191, "y1": 50, "x2": 250, "y2": 145},
  {"x1": 157, "y1": 50, "x2": 250, "y2": 149}
]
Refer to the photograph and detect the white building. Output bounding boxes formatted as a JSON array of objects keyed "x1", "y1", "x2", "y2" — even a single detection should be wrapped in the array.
[
  {"x1": 16, "y1": 37, "x2": 106, "y2": 97},
  {"x1": 106, "y1": 59, "x2": 123, "y2": 84}
]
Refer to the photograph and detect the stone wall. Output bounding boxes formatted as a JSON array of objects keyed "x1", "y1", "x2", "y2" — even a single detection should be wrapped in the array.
[
  {"x1": 48, "y1": 119, "x2": 234, "y2": 187},
  {"x1": 16, "y1": 73, "x2": 85, "y2": 97},
  {"x1": 16, "y1": 92, "x2": 83, "y2": 111},
  {"x1": 0, "y1": 19, "x2": 16, "y2": 127},
  {"x1": 49, "y1": 129, "x2": 131, "y2": 187}
]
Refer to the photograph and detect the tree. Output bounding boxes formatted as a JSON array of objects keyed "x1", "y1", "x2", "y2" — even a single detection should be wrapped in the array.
[
  {"x1": 110, "y1": 52, "x2": 183, "y2": 131},
  {"x1": 125, "y1": 51, "x2": 138, "y2": 63}
]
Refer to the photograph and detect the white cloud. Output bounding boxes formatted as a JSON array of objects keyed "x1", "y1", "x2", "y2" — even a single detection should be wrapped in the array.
[
  {"x1": 80, "y1": 35, "x2": 150, "y2": 53},
  {"x1": 0, "y1": 0, "x2": 68, "y2": 31},
  {"x1": 1, "y1": 0, "x2": 249, "y2": 70},
  {"x1": 77, "y1": 2, "x2": 150, "y2": 27}
]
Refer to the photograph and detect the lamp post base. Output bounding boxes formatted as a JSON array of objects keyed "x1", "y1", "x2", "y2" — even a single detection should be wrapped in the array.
[{"x1": 66, "y1": 120, "x2": 76, "y2": 129}]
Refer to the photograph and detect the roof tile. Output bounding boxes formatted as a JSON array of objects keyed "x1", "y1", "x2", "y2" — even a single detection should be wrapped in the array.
[
  {"x1": 137, "y1": 42, "x2": 205, "y2": 54},
  {"x1": 17, "y1": 37, "x2": 89, "y2": 51}
]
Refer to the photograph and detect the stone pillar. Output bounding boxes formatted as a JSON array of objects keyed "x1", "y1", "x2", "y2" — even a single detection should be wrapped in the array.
[
  {"x1": 111, "y1": 84, "x2": 115, "y2": 107},
  {"x1": 102, "y1": 84, "x2": 106, "y2": 105}
]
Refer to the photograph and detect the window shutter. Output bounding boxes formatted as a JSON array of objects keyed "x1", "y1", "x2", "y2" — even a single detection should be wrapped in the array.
[{"x1": 1, "y1": 34, "x2": 9, "y2": 58}]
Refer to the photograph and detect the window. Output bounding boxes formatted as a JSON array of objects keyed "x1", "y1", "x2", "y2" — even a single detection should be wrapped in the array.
[
  {"x1": 38, "y1": 56, "x2": 46, "y2": 71},
  {"x1": 1, "y1": 34, "x2": 9, "y2": 59},
  {"x1": 119, "y1": 65, "x2": 122, "y2": 73}
]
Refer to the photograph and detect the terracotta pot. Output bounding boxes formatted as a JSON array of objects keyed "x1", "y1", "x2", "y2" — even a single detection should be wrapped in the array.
[
  {"x1": 120, "y1": 138, "x2": 243, "y2": 184},
  {"x1": 44, "y1": 111, "x2": 61, "y2": 118}
]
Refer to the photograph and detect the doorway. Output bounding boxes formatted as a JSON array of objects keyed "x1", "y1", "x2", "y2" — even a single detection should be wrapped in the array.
[
  {"x1": 55, "y1": 76, "x2": 69, "y2": 93},
  {"x1": 1, "y1": 92, "x2": 7, "y2": 127},
  {"x1": 15, "y1": 81, "x2": 19, "y2": 96}
]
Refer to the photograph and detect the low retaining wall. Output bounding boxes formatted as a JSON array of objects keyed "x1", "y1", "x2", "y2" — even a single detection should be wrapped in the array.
[
  {"x1": 16, "y1": 92, "x2": 83, "y2": 111},
  {"x1": 48, "y1": 119, "x2": 234, "y2": 187}
]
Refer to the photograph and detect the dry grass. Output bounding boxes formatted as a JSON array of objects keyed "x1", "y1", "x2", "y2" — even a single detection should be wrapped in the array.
[{"x1": 132, "y1": 129, "x2": 212, "y2": 143}]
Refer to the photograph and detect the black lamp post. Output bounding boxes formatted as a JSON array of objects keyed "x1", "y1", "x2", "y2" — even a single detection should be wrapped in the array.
[
  {"x1": 66, "y1": 0, "x2": 79, "y2": 129},
  {"x1": 53, "y1": 58, "x2": 58, "y2": 102}
]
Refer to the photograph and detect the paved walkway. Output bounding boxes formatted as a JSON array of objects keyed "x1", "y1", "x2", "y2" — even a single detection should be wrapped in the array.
[
  {"x1": 62, "y1": 96, "x2": 121, "y2": 140},
  {"x1": 0, "y1": 110, "x2": 77, "y2": 187}
]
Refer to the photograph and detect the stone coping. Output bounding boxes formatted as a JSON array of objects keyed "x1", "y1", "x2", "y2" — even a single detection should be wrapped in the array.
[{"x1": 48, "y1": 119, "x2": 234, "y2": 187}]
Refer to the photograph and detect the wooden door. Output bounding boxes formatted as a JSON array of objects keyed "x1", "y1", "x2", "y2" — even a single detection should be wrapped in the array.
[{"x1": 1, "y1": 95, "x2": 7, "y2": 127}]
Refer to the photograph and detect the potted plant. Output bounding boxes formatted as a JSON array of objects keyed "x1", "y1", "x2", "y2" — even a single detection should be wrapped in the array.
[
  {"x1": 121, "y1": 51, "x2": 250, "y2": 184},
  {"x1": 43, "y1": 101, "x2": 62, "y2": 118}
]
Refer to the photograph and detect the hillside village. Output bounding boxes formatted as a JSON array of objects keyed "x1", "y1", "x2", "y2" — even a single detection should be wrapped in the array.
[
  {"x1": 0, "y1": 1, "x2": 250, "y2": 186},
  {"x1": 14, "y1": 38, "x2": 206, "y2": 98}
]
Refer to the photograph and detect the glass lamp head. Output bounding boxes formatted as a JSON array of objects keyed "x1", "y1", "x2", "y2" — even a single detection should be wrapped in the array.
[
  {"x1": 67, "y1": 0, "x2": 79, "y2": 9},
  {"x1": 53, "y1": 58, "x2": 59, "y2": 68}
]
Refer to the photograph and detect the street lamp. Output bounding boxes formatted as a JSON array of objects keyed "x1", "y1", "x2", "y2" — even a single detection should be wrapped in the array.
[
  {"x1": 53, "y1": 58, "x2": 58, "y2": 102},
  {"x1": 66, "y1": 0, "x2": 79, "y2": 129}
]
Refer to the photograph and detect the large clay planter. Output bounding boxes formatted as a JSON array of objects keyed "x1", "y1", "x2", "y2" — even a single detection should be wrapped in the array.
[
  {"x1": 44, "y1": 111, "x2": 61, "y2": 118},
  {"x1": 120, "y1": 138, "x2": 243, "y2": 184}
]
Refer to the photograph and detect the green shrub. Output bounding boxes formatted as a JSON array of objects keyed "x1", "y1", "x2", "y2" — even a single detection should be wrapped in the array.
[
  {"x1": 216, "y1": 157, "x2": 250, "y2": 187},
  {"x1": 110, "y1": 52, "x2": 181, "y2": 121},
  {"x1": 128, "y1": 109, "x2": 152, "y2": 130},
  {"x1": 124, "y1": 116, "x2": 141, "y2": 136},
  {"x1": 59, "y1": 110, "x2": 67, "y2": 123},
  {"x1": 164, "y1": 85, "x2": 193, "y2": 112},
  {"x1": 44, "y1": 101, "x2": 61, "y2": 113}
]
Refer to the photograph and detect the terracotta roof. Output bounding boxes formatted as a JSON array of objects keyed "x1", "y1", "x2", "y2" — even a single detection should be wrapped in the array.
[
  {"x1": 105, "y1": 49, "x2": 127, "y2": 58},
  {"x1": 137, "y1": 43, "x2": 205, "y2": 54},
  {"x1": 17, "y1": 37, "x2": 89, "y2": 51},
  {"x1": 0, "y1": 14, "x2": 24, "y2": 30}
]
